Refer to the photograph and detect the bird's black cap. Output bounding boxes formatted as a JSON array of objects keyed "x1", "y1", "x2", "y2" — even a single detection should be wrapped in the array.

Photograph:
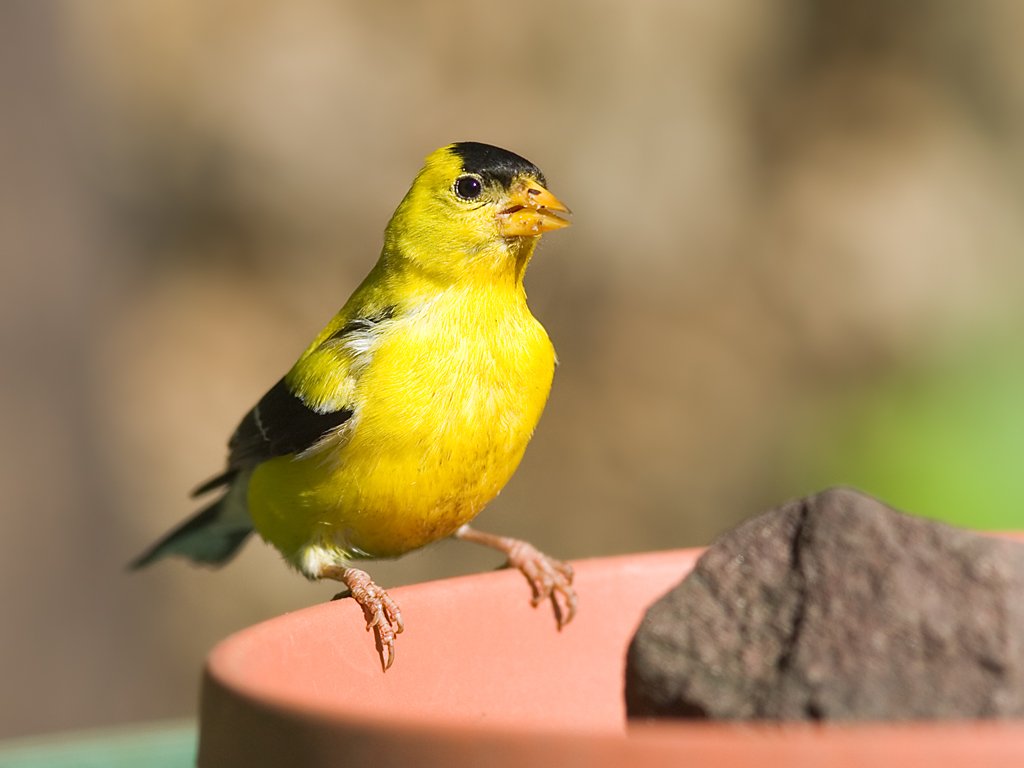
[{"x1": 449, "y1": 142, "x2": 546, "y2": 189}]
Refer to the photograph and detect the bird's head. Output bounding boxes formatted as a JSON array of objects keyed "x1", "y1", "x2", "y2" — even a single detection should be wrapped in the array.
[{"x1": 383, "y1": 142, "x2": 570, "y2": 283}]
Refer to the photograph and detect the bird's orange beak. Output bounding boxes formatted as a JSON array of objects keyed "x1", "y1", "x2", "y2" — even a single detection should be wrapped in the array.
[{"x1": 496, "y1": 178, "x2": 571, "y2": 237}]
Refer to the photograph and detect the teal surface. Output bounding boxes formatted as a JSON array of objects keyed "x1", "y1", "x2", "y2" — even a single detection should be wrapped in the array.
[{"x1": 0, "y1": 722, "x2": 196, "y2": 768}]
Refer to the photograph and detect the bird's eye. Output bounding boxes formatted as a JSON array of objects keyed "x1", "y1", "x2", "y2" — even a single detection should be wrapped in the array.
[{"x1": 454, "y1": 175, "x2": 483, "y2": 200}]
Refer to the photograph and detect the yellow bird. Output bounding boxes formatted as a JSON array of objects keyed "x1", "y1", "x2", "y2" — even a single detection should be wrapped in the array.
[{"x1": 133, "y1": 142, "x2": 576, "y2": 668}]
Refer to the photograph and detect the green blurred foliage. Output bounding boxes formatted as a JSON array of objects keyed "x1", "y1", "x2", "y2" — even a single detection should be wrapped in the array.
[{"x1": 792, "y1": 332, "x2": 1024, "y2": 529}]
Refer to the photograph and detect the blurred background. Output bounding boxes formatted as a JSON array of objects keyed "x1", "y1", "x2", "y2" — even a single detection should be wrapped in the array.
[{"x1": 3, "y1": 0, "x2": 1024, "y2": 741}]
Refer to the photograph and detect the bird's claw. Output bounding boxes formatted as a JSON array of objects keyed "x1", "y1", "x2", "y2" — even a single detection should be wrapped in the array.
[
  {"x1": 329, "y1": 567, "x2": 404, "y2": 671},
  {"x1": 358, "y1": 583, "x2": 404, "y2": 671},
  {"x1": 506, "y1": 540, "x2": 578, "y2": 629}
]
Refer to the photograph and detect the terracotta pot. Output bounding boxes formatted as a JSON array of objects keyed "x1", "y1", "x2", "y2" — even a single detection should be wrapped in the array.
[{"x1": 199, "y1": 548, "x2": 1024, "y2": 767}]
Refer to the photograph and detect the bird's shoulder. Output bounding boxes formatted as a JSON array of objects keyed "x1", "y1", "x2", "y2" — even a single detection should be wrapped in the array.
[
  {"x1": 287, "y1": 303, "x2": 398, "y2": 413},
  {"x1": 196, "y1": 302, "x2": 398, "y2": 493}
]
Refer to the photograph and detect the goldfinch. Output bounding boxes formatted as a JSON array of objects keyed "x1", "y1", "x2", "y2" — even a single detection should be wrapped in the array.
[{"x1": 132, "y1": 142, "x2": 575, "y2": 669}]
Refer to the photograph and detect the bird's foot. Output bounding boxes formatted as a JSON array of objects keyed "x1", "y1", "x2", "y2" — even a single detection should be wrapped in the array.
[
  {"x1": 322, "y1": 565, "x2": 404, "y2": 671},
  {"x1": 454, "y1": 526, "x2": 578, "y2": 629},
  {"x1": 507, "y1": 539, "x2": 578, "y2": 629}
]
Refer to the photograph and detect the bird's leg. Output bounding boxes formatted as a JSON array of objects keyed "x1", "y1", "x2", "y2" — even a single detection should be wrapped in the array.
[
  {"x1": 320, "y1": 565, "x2": 404, "y2": 671},
  {"x1": 453, "y1": 525, "x2": 578, "y2": 629}
]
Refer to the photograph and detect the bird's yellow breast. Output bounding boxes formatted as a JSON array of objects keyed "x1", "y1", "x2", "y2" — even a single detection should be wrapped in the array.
[{"x1": 247, "y1": 283, "x2": 555, "y2": 564}]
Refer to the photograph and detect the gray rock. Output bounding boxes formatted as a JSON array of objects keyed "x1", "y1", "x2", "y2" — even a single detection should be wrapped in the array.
[{"x1": 625, "y1": 487, "x2": 1024, "y2": 720}]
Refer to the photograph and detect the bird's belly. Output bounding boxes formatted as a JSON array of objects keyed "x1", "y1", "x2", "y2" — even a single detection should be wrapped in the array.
[
  {"x1": 248, "y1": 326, "x2": 554, "y2": 565},
  {"x1": 328, "y1": 408, "x2": 530, "y2": 556}
]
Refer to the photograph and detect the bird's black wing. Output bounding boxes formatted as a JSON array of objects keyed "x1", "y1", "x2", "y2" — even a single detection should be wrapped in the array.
[
  {"x1": 190, "y1": 306, "x2": 397, "y2": 498},
  {"x1": 191, "y1": 377, "x2": 354, "y2": 497},
  {"x1": 229, "y1": 376, "x2": 355, "y2": 468}
]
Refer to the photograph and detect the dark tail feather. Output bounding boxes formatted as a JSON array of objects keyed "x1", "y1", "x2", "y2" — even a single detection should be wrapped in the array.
[
  {"x1": 130, "y1": 495, "x2": 252, "y2": 570},
  {"x1": 190, "y1": 469, "x2": 238, "y2": 498}
]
